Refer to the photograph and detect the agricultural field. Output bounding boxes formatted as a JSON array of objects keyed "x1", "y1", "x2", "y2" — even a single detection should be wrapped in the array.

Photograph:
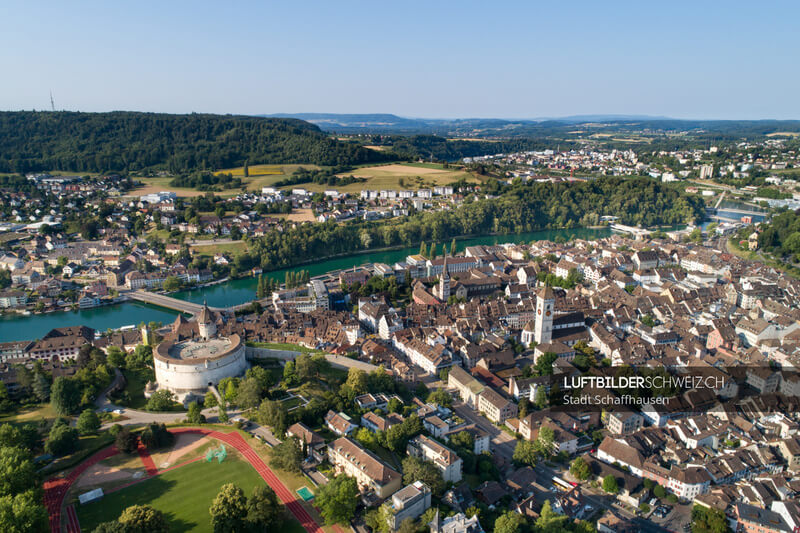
[
  {"x1": 295, "y1": 162, "x2": 477, "y2": 193},
  {"x1": 129, "y1": 164, "x2": 321, "y2": 197}
]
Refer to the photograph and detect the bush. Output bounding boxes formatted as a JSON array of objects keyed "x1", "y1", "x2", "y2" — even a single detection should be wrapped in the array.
[
  {"x1": 115, "y1": 427, "x2": 139, "y2": 454},
  {"x1": 45, "y1": 419, "x2": 79, "y2": 456},
  {"x1": 76, "y1": 409, "x2": 101, "y2": 435}
]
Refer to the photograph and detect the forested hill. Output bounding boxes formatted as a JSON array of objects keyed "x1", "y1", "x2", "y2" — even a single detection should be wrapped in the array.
[{"x1": 0, "y1": 111, "x2": 392, "y2": 174}]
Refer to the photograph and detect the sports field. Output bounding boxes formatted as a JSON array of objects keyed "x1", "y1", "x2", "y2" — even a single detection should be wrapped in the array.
[{"x1": 76, "y1": 456, "x2": 303, "y2": 533}]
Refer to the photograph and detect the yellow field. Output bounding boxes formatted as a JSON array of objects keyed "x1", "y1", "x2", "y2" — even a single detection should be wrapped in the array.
[
  {"x1": 214, "y1": 164, "x2": 284, "y2": 177},
  {"x1": 269, "y1": 208, "x2": 316, "y2": 222},
  {"x1": 289, "y1": 162, "x2": 477, "y2": 193},
  {"x1": 129, "y1": 164, "x2": 321, "y2": 197},
  {"x1": 766, "y1": 132, "x2": 800, "y2": 137}
]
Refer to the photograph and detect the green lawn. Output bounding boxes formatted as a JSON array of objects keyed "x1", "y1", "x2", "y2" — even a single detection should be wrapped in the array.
[
  {"x1": 116, "y1": 369, "x2": 183, "y2": 412},
  {"x1": 0, "y1": 403, "x2": 57, "y2": 428},
  {"x1": 246, "y1": 342, "x2": 322, "y2": 354},
  {"x1": 76, "y1": 455, "x2": 303, "y2": 532}
]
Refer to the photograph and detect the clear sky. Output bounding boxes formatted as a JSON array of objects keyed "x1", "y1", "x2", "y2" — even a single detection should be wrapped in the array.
[{"x1": 1, "y1": 1, "x2": 798, "y2": 120}]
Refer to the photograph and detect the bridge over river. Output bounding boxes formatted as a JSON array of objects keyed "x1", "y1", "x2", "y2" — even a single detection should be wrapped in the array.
[
  {"x1": 126, "y1": 290, "x2": 224, "y2": 315},
  {"x1": 126, "y1": 290, "x2": 272, "y2": 316}
]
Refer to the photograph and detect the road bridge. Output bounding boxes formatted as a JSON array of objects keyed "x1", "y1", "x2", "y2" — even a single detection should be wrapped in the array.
[
  {"x1": 609, "y1": 223, "x2": 651, "y2": 238},
  {"x1": 127, "y1": 290, "x2": 224, "y2": 315}
]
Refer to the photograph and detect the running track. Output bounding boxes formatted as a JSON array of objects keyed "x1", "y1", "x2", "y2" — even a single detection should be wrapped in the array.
[{"x1": 43, "y1": 428, "x2": 345, "y2": 533}]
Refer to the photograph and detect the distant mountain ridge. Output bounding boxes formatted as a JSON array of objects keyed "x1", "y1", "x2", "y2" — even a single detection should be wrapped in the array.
[{"x1": 261, "y1": 112, "x2": 800, "y2": 139}]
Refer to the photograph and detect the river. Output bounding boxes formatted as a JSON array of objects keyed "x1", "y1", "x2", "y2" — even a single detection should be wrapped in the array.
[{"x1": 0, "y1": 227, "x2": 612, "y2": 342}]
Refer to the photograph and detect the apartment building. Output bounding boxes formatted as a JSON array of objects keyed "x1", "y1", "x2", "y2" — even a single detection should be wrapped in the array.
[
  {"x1": 407, "y1": 435, "x2": 462, "y2": 483},
  {"x1": 328, "y1": 437, "x2": 402, "y2": 499}
]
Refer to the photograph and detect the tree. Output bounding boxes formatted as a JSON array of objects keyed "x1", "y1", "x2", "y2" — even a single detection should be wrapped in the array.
[
  {"x1": 653, "y1": 484, "x2": 666, "y2": 499},
  {"x1": 518, "y1": 397, "x2": 530, "y2": 419},
  {"x1": 426, "y1": 388, "x2": 452, "y2": 408},
  {"x1": 449, "y1": 430, "x2": 474, "y2": 452},
  {"x1": 140, "y1": 423, "x2": 174, "y2": 450},
  {"x1": 163, "y1": 276, "x2": 181, "y2": 292},
  {"x1": 218, "y1": 403, "x2": 229, "y2": 423},
  {"x1": 243, "y1": 160, "x2": 249, "y2": 178},
  {"x1": 602, "y1": 475, "x2": 619, "y2": 494},
  {"x1": 536, "y1": 500, "x2": 568, "y2": 532},
  {"x1": 246, "y1": 485, "x2": 282, "y2": 531},
  {"x1": 534, "y1": 352, "x2": 558, "y2": 376},
  {"x1": 203, "y1": 391, "x2": 218, "y2": 408},
  {"x1": 145, "y1": 390, "x2": 175, "y2": 411},
  {"x1": 118, "y1": 504, "x2": 169, "y2": 533},
  {"x1": 51, "y1": 377, "x2": 81, "y2": 415},
  {"x1": 513, "y1": 440, "x2": 537, "y2": 467},
  {"x1": 494, "y1": 510, "x2": 526, "y2": 533},
  {"x1": 0, "y1": 424, "x2": 38, "y2": 450},
  {"x1": 316, "y1": 475, "x2": 358, "y2": 525},
  {"x1": 401, "y1": 456, "x2": 445, "y2": 496},
  {"x1": 387, "y1": 397, "x2": 403, "y2": 414},
  {"x1": 0, "y1": 490, "x2": 48, "y2": 533},
  {"x1": 535, "y1": 426, "x2": 556, "y2": 457},
  {"x1": 0, "y1": 446, "x2": 37, "y2": 497},
  {"x1": 209, "y1": 483, "x2": 249, "y2": 533},
  {"x1": 270, "y1": 437, "x2": 302, "y2": 473},
  {"x1": 45, "y1": 420, "x2": 79, "y2": 456},
  {"x1": 187, "y1": 401, "x2": 206, "y2": 424},
  {"x1": 115, "y1": 427, "x2": 139, "y2": 454},
  {"x1": 450, "y1": 237, "x2": 457, "y2": 255},
  {"x1": 569, "y1": 457, "x2": 591, "y2": 481},
  {"x1": 236, "y1": 377, "x2": 263, "y2": 410},
  {"x1": 245, "y1": 366, "x2": 273, "y2": 391},
  {"x1": 76, "y1": 409, "x2": 101, "y2": 435},
  {"x1": 32, "y1": 373, "x2": 50, "y2": 402},
  {"x1": 92, "y1": 521, "x2": 127, "y2": 532},
  {"x1": 256, "y1": 400, "x2": 287, "y2": 437},
  {"x1": 344, "y1": 368, "x2": 367, "y2": 398},
  {"x1": 106, "y1": 346, "x2": 126, "y2": 369},
  {"x1": 691, "y1": 504, "x2": 732, "y2": 533}
]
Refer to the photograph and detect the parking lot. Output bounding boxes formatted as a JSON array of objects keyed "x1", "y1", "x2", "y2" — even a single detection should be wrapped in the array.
[{"x1": 645, "y1": 500, "x2": 693, "y2": 531}]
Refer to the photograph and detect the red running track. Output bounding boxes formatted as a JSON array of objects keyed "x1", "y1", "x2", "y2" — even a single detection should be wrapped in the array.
[
  {"x1": 43, "y1": 445, "x2": 119, "y2": 533},
  {"x1": 65, "y1": 505, "x2": 80, "y2": 533},
  {"x1": 170, "y1": 428, "x2": 347, "y2": 533},
  {"x1": 44, "y1": 428, "x2": 347, "y2": 533},
  {"x1": 136, "y1": 442, "x2": 159, "y2": 476}
]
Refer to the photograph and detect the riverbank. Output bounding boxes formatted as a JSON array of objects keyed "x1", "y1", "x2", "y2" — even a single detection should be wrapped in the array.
[{"x1": 0, "y1": 226, "x2": 616, "y2": 341}]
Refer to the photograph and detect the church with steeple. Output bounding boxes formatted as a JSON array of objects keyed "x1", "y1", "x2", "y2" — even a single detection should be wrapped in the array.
[{"x1": 435, "y1": 255, "x2": 450, "y2": 302}]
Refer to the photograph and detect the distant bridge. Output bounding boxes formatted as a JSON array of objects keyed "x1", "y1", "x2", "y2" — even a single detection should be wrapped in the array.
[
  {"x1": 609, "y1": 223, "x2": 651, "y2": 237},
  {"x1": 705, "y1": 207, "x2": 766, "y2": 222},
  {"x1": 127, "y1": 290, "x2": 224, "y2": 315}
]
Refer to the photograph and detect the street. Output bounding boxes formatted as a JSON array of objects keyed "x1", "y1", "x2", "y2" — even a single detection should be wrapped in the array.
[{"x1": 451, "y1": 401, "x2": 516, "y2": 461}]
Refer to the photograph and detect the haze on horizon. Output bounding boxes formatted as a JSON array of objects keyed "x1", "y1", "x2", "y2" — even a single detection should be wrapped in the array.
[{"x1": 1, "y1": 1, "x2": 798, "y2": 121}]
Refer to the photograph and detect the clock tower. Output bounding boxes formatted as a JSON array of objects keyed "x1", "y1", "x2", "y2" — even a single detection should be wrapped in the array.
[{"x1": 534, "y1": 285, "x2": 554, "y2": 344}]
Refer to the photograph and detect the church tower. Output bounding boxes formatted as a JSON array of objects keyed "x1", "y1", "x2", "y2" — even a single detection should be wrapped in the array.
[
  {"x1": 534, "y1": 285, "x2": 554, "y2": 344},
  {"x1": 197, "y1": 301, "x2": 216, "y2": 340},
  {"x1": 438, "y1": 255, "x2": 450, "y2": 302}
]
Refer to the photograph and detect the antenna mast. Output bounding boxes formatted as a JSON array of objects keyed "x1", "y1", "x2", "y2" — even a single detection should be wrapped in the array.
[{"x1": 50, "y1": 91, "x2": 55, "y2": 112}]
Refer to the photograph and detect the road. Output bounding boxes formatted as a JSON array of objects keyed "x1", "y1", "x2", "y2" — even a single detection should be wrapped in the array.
[
  {"x1": 188, "y1": 238, "x2": 240, "y2": 247},
  {"x1": 96, "y1": 368, "x2": 238, "y2": 426},
  {"x1": 451, "y1": 401, "x2": 516, "y2": 461},
  {"x1": 534, "y1": 460, "x2": 683, "y2": 533}
]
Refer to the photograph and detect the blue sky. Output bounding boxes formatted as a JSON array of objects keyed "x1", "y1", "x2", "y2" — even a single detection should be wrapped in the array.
[{"x1": 1, "y1": 1, "x2": 797, "y2": 119}]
